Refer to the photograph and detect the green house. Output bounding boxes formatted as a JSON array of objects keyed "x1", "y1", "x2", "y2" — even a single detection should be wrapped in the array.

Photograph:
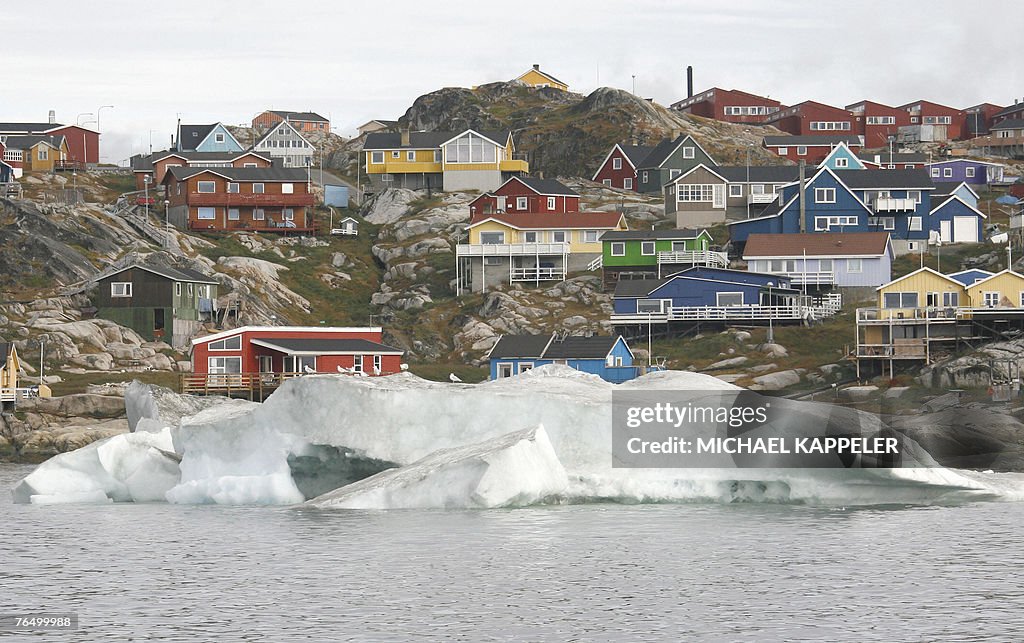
[
  {"x1": 599, "y1": 228, "x2": 723, "y2": 289},
  {"x1": 635, "y1": 135, "x2": 717, "y2": 194}
]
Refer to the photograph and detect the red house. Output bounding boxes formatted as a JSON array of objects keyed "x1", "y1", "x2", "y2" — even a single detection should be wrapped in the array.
[
  {"x1": 963, "y1": 103, "x2": 1005, "y2": 137},
  {"x1": 163, "y1": 166, "x2": 316, "y2": 233},
  {"x1": 900, "y1": 100, "x2": 966, "y2": 140},
  {"x1": 763, "y1": 101, "x2": 855, "y2": 136},
  {"x1": 0, "y1": 121, "x2": 99, "y2": 167},
  {"x1": 670, "y1": 87, "x2": 784, "y2": 124},
  {"x1": 468, "y1": 176, "x2": 580, "y2": 216},
  {"x1": 132, "y1": 150, "x2": 273, "y2": 190},
  {"x1": 592, "y1": 143, "x2": 654, "y2": 190},
  {"x1": 846, "y1": 100, "x2": 911, "y2": 148},
  {"x1": 762, "y1": 135, "x2": 863, "y2": 164},
  {"x1": 185, "y1": 326, "x2": 404, "y2": 397}
]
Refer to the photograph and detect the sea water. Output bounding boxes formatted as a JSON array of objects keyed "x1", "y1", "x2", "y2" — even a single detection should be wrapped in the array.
[{"x1": 4, "y1": 463, "x2": 1024, "y2": 641}]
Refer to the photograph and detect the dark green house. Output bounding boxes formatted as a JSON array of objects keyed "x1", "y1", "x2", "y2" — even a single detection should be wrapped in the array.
[
  {"x1": 599, "y1": 228, "x2": 724, "y2": 290},
  {"x1": 635, "y1": 135, "x2": 717, "y2": 194},
  {"x1": 96, "y1": 263, "x2": 219, "y2": 347}
]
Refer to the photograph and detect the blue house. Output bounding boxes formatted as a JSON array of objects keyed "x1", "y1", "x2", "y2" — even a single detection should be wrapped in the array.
[
  {"x1": 742, "y1": 232, "x2": 894, "y2": 289},
  {"x1": 487, "y1": 333, "x2": 646, "y2": 383},
  {"x1": 933, "y1": 181, "x2": 979, "y2": 209},
  {"x1": 0, "y1": 159, "x2": 12, "y2": 183},
  {"x1": 176, "y1": 123, "x2": 245, "y2": 153},
  {"x1": 926, "y1": 159, "x2": 1005, "y2": 186},
  {"x1": 929, "y1": 195, "x2": 985, "y2": 243},
  {"x1": 818, "y1": 142, "x2": 866, "y2": 171}
]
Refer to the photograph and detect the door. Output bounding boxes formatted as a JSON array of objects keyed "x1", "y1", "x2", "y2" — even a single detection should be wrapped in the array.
[
  {"x1": 259, "y1": 355, "x2": 274, "y2": 383},
  {"x1": 953, "y1": 217, "x2": 978, "y2": 242},
  {"x1": 496, "y1": 196, "x2": 506, "y2": 212},
  {"x1": 940, "y1": 221, "x2": 952, "y2": 243},
  {"x1": 712, "y1": 185, "x2": 725, "y2": 208}
]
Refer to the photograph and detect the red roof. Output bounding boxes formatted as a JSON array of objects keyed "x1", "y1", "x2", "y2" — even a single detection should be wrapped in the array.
[
  {"x1": 468, "y1": 211, "x2": 624, "y2": 229},
  {"x1": 742, "y1": 232, "x2": 891, "y2": 258}
]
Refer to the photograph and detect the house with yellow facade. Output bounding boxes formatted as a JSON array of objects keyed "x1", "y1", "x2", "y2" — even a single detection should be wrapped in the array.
[
  {"x1": 855, "y1": 267, "x2": 1024, "y2": 376},
  {"x1": 514, "y1": 65, "x2": 569, "y2": 91},
  {"x1": 362, "y1": 128, "x2": 528, "y2": 194},
  {"x1": 1, "y1": 135, "x2": 70, "y2": 173},
  {"x1": 456, "y1": 211, "x2": 627, "y2": 294},
  {"x1": 1, "y1": 342, "x2": 22, "y2": 409}
]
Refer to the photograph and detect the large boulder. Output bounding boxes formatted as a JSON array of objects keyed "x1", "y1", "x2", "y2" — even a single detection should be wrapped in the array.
[{"x1": 363, "y1": 188, "x2": 418, "y2": 225}]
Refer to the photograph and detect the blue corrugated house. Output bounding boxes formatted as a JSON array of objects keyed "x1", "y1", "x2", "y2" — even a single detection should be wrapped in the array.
[
  {"x1": 929, "y1": 194, "x2": 985, "y2": 243},
  {"x1": 926, "y1": 159, "x2": 1004, "y2": 186},
  {"x1": 933, "y1": 181, "x2": 979, "y2": 209},
  {"x1": 818, "y1": 142, "x2": 866, "y2": 171},
  {"x1": 0, "y1": 159, "x2": 12, "y2": 183},
  {"x1": 487, "y1": 333, "x2": 646, "y2": 383},
  {"x1": 176, "y1": 123, "x2": 245, "y2": 153}
]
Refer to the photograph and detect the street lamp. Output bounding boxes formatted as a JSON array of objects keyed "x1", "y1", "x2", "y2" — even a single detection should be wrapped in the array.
[
  {"x1": 631, "y1": 75, "x2": 636, "y2": 95},
  {"x1": 746, "y1": 143, "x2": 752, "y2": 219},
  {"x1": 164, "y1": 199, "x2": 171, "y2": 250},
  {"x1": 76, "y1": 112, "x2": 94, "y2": 125},
  {"x1": 96, "y1": 105, "x2": 113, "y2": 132}
]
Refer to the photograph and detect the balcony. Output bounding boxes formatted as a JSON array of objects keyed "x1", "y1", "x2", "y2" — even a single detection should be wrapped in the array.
[
  {"x1": 457, "y1": 242, "x2": 569, "y2": 257},
  {"x1": 612, "y1": 294, "x2": 842, "y2": 325},
  {"x1": 856, "y1": 307, "x2": 962, "y2": 323},
  {"x1": 187, "y1": 192, "x2": 315, "y2": 207},
  {"x1": 511, "y1": 266, "x2": 565, "y2": 281},
  {"x1": 499, "y1": 158, "x2": 529, "y2": 173},
  {"x1": 657, "y1": 250, "x2": 729, "y2": 269},
  {"x1": 366, "y1": 161, "x2": 442, "y2": 174},
  {"x1": 747, "y1": 193, "x2": 777, "y2": 204},
  {"x1": 873, "y1": 197, "x2": 917, "y2": 212},
  {"x1": 774, "y1": 271, "x2": 835, "y2": 285}
]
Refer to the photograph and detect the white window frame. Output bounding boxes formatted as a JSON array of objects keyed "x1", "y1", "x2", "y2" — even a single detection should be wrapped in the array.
[
  {"x1": 641, "y1": 171, "x2": 648, "y2": 183},
  {"x1": 253, "y1": 183, "x2": 265, "y2": 194},
  {"x1": 253, "y1": 208, "x2": 265, "y2": 221},
  {"x1": 624, "y1": 177, "x2": 633, "y2": 190},
  {"x1": 966, "y1": 167, "x2": 976, "y2": 178},
  {"x1": 391, "y1": 151, "x2": 400, "y2": 159},
  {"x1": 407, "y1": 151, "x2": 416, "y2": 162},
  {"x1": 551, "y1": 231, "x2": 567, "y2": 243},
  {"x1": 909, "y1": 216, "x2": 923, "y2": 231},
  {"x1": 283, "y1": 209, "x2": 295, "y2": 221},
  {"x1": 777, "y1": 147, "x2": 788, "y2": 155},
  {"x1": 637, "y1": 299, "x2": 666, "y2": 314},
  {"x1": 209, "y1": 335, "x2": 242, "y2": 351},
  {"x1": 612, "y1": 157, "x2": 622, "y2": 170},
  {"x1": 197, "y1": 180, "x2": 216, "y2": 193},
  {"x1": 847, "y1": 259, "x2": 863, "y2": 273},
  {"x1": 835, "y1": 157, "x2": 848, "y2": 168},
  {"x1": 518, "y1": 362, "x2": 534, "y2": 374},
  {"x1": 282, "y1": 183, "x2": 294, "y2": 194},
  {"x1": 603, "y1": 179, "x2": 612, "y2": 187},
  {"x1": 931, "y1": 168, "x2": 940, "y2": 177},
  {"x1": 373, "y1": 354, "x2": 382, "y2": 374},
  {"x1": 796, "y1": 146, "x2": 807, "y2": 156},
  {"x1": 943, "y1": 168, "x2": 953, "y2": 177},
  {"x1": 496, "y1": 362, "x2": 514, "y2": 379},
  {"x1": 479, "y1": 231, "x2": 505, "y2": 244},
  {"x1": 610, "y1": 242, "x2": 626, "y2": 257},
  {"x1": 729, "y1": 184, "x2": 743, "y2": 197},
  {"x1": 682, "y1": 146, "x2": 695, "y2": 159},
  {"x1": 197, "y1": 207, "x2": 216, "y2": 220},
  {"x1": 175, "y1": 282, "x2": 182, "y2": 296},
  {"x1": 815, "y1": 188, "x2": 836, "y2": 203},
  {"x1": 547, "y1": 197, "x2": 556, "y2": 210},
  {"x1": 943, "y1": 292, "x2": 959, "y2": 307},
  {"x1": 716, "y1": 292, "x2": 744, "y2": 307},
  {"x1": 984, "y1": 292, "x2": 1000, "y2": 307},
  {"x1": 353, "y1": 355, "x2": 364, "y2": 373},
  {"x1": 228, "y1": 208, "x2": 240, "y2": 221},
  {"x1": 371, "y1": 151, "x2": 384, "y2": 164},
  {"x1": 641, "y1": 241, "x2": 656, "y2": 256},
  {"x1": 523, "y1": 231, "x2": 538, "y2": 243},
  {"x1": 583, "y1": 230, "x2": 600, "y2": 244},
  {"x1": 110, "y1": 282, "x2": 132, "y2": 297},
  {"x1": 215, "y1": 133, "x2": 226, "y2": 143},
  {"x1": 227, "y1": 182, "x2": 239, "y2": 194},
  {"x1": 516, "y1": 197, "x2": 528, "y2": 210}
]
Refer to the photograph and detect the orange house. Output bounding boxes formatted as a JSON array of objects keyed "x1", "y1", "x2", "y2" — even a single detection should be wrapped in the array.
[{"x1": 251, "y1": 110, "x2": 330, "y2": 133}]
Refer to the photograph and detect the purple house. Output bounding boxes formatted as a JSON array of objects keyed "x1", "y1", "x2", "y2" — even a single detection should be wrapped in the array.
[{"x1": 926, "y1": 159, "x2": 1005, "y2": 186}]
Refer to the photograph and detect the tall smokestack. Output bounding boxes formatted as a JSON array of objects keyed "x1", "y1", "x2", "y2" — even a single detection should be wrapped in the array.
[
  {"x1": 686, "y1": 66, "x2": 693, "y2": 98},
  {"x1": 798, "y1": 160, "x2": 806, "y2": 234}
]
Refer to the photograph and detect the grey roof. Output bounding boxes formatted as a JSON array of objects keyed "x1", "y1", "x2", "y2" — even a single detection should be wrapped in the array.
[
  {"x1": 250, "y1": 338, "x2": 403, "y2": 355},
  {"x1": 2, "y1": 134, "x2": 63, "y2": 150},
  {"x1": 990, "y1": 119, "x2": 1024, "y2": 130},
  {"x1": 857, "y1": 151, "x2": 928, "y2": 164},
  {"x1": 763, "y1": 135, "x2": 862, "y2": 147},
  {"x1": 932, "y1": 182, "x2": 975, "y2": 196},
  {"x1": 514, "y1": 176, "x2": 578, "y2": 196},
  {"x1": 637, "y1": 136, "x2": 689, "y2": 169},
  {"x1": 601, "y1": 228, "x2": 706, "y2": 241},
  {"x1": 613, "y1": 278, "x2": 668, "y2": 298},
  {"x1": 489, "y1": 333, "x2": 620, "y2": 360},
  {"x1": 716, "y1": 166, "x2": 801, "y2": 183},
  {"x1": 0, "y1": 342, "x2": 9, "y2": 369},
  {"x1": 620, "y1": 144, "x2": 655, "y2": 166},
  {"x1": 166, "y1": 166, "x2": 310, "y2": 182},
  {"x1": 0, "y1": 122, "x2": 64, "y2": 133},
  {"x1": 363, "y1": 130, "x2": 511, "y2": 150},
  {"x1": 994, "y1": 104, "x2": 1024, "y2": 118},
  {"x1": 178, "y1": 124, "x2": 216, "y2": 149},
  {"x1": 131, "y1": 149, "x2": 271, "y2": 172},
  {"x1": 834, "y1": 168, "x2": 934, "y2": 189},
  {"x1": 270, "y1": 110, "x2": 328, "y2": 123},
  {"x1": 101, "y1": 262, "x2": 219, "y2": 285}
]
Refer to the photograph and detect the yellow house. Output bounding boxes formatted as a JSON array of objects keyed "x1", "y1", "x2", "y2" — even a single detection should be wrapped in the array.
[
  {"x1": 874, "y1": 267, "x2": 966, "y2": 319},
  {"x1": 965, "y1": 270, "x2": 1024, "y2": 309},
  {"x1": 7, "y1": 135, "x2": 69, "y2": 172},
  {"x1": 515, "y1": 65, "x2": 569, "y2": 92},
  {"x1": 0, "y1": 342, "x2": 20, "y2": 407},
  {"x1": 457, "y1": 211, "x2": 626, "y2": 294},
  {"x1": 362, "y1": 128, "x2": 528, "y2": 193}
]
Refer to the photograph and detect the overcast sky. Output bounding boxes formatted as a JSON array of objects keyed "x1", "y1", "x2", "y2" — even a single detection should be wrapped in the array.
[{"x1": 5, "y1": 0, "x2": 1022, "y2": 163}]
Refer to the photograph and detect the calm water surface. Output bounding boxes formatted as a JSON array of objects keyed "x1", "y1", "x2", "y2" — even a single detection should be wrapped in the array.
[{"x1": 3, "y1": 463, "x2": 1024, "y2": 641}]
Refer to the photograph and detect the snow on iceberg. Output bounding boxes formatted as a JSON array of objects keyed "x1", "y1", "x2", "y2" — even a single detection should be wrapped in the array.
[
  {"x1": 306, "y1": 426, "x2": 566, "y2": 509},
  {"x1": 14, "y1": 365, "x2": 1024, "y2": 507}
]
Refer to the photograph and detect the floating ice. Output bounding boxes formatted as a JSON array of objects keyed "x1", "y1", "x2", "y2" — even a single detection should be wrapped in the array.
[{"x1": 13, "y1": 365, "x2": 1024, "y2": 507}]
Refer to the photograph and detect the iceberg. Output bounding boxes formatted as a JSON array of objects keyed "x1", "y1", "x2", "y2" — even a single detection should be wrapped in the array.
[{"x1": 13, "y1": 366, "x2": 1024, "y2": 507}]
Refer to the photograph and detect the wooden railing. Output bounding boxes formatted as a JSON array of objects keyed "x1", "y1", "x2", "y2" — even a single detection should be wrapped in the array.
[
  {"x1": 510, "y1": 266, "x2": 565, "y2": 281},
  {"x1": 456, "y1": 242, "x2": 569, "y2": 257},
  {"x1": 656, "y1": 250, "x2": 729, "y2": 268}
]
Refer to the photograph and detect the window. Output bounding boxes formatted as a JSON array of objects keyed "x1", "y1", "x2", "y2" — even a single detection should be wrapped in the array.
[
  {"x1": 716, "y1": 292, "x2": 744, "y2": 307},
  {"x1": 197, "y1": 207, "x2": 216, "y2": 220},
  {"x1": 835, "y1": 158, "x2": 848, "y2": 168},
  {"x1": 943, "y1": 168, "x2": 953, "y2": 178},
  {"x1": 815, "y1": 216, "x2": 859, "y2": 231},
  {"x1": 215, "y1": 133, "x2": 225, "y2": 143},
  {"x1": 641, "y1": 241, "x2": 656, "y2": 256},
  {"x1": 187, "y1": 283, "x2": 193, "y2": 297},
  {"x1": 392, "y1": 151, "x2": 400, "y2": 159},
  {"x1": 518, "y1": 363, "x2": 534, "y2": 374},
  {"x1": 909, "y1": 190, "x2": 921, "y2": 204},
  {"x1": 282, "y1": 183, "x2": 294, "y2": 194},
  {"x1": 641, "y1": 171, "x2": 649, "y2": 183},
  {"x1": 930, "y1": 168, "x2": 940, "y2": 177},
  {"x1": 227, "y1": 182, "x2": 240, "y2": 194},
  {"x1": 584, "y1": 230, "x2": 600, "y2": 243},
  {"x1": 944, "y1": 292, "x2": 959, "y2": 307},
  {"x1": 682, "y1": 146, "x2": 695, "y2": 159},
  {"x1": 883, "y1": 292, "x2": 918, "y2": 308},
  {"x1": 552, "y1": 231, "x2": 567, "y2": 243},
  {"x1": 497, "y1": 363, "x2": 514, "y2": 378},
  {"x1": 209, "y1": 336, "x2": 242, "y2": 351},
  {"x1": 175, "y1": 282, "x2": 182, "y2": 296},
  {"x1": 729, "y1": 184, "x2": 743, "y2": 197},
  {"x1": 547, "y1": 197, "x2": 556, "y2": 210},
  {"x1": 869, "y1": 217, "x2": 895, "y2": 230},
  {"x1": 208, "y1": 356, "x2": 241, "y2": 376},
  {"x1": 909, "y1": 216, "x2": 923, "y2": 231},
  {"x1": 433, "y1": 150, "x2": 441, "y2": 163},
  {"x1": 751, "y1": 184, "x2": 765, "y2": 195},
  {"x1": 407, "y1": 151, "x2": 415, "y2": 161},
  {"x1": 603, "y1": 179, "x2": 612, "y2": 187},
  {"x1": 516, "y1": 197, "x2": 528, "y2": 210},
  {"x1": 612, "y1": 157, "x2": 622, "y2": 170},
  {"x1": 283, "y1": 209, "x2": 294, "y2": 220},
  {"x1": 197, "y1": 181, "x2": 216, "y2": 193},
  {"x1": 815, "y1": 188, "x2": 836, "y2": 203},
  {"x1": 637, "y1": 299, "x2": 665, "y2": 314},
  {"x1": 253, "y1": 209, "x2": 265, "y2": 221},
  {"x1": 847, "y1": 259, "x2": 863, "y2": 273},
  {"x1": 443, "y1": 132, "x2": 497, "y2": 164},
  {"x1": 479, "y1": 232, "x2": 505, "y2": 244},
  {"x1": 38, "y1": 148, "x2": 48, "y2": 161},
  {"x1": 371, "y1": 151, "x2": 384, "y2": 164},
  {"x1": 353, "y1": 355, "x2": 364, "y2": 373},
  {"x1": 624, "y1": 178, "x2": 633, "y2": 190},
  {"x1": 777, "y1": 147, "x2": 788, "y2": 155},
  {"x1": 966, "y1": 167, "x2": 976, "y2": 178},
  {"x1": 253, "y1": 183, "x2": 265, "y2": 194},
  {"x1": 110, "y1": 282, "x2": 132, "y2": 297},
  {"x1": 818, "y1": 259, "x2": 833, "y2": 272},
  {"x1": 610, "y1": 242, "x2": 625, "y2": 257},
  {"x1": 797, "y1": 146, "x2": 807, "y2": 156},
  {"x1": 984, "y1": 292, "x2": 1000, "y2": 307},
  {"x1": 677, "y1": 184, "x2": 715, "y2": 202},
  {"x1": 524, "y1": 231, "x2": 538, "y2": 243},
  {"x1": 373, "y1": 355, "x2": 382, "y2": 374},
  {"x1": 228, "y1": 208, "x2": 240, "y2": 220}
]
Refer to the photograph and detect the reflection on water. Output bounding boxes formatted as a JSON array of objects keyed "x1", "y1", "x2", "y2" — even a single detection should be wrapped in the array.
[{"x1": 3, "y1": 464, "x2": 1024, "y2": 641}]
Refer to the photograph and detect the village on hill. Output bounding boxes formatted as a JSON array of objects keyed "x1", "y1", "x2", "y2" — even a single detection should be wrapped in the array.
[{"x1": 2, "y1": 63, "x2": 1024, "y2": 459}]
